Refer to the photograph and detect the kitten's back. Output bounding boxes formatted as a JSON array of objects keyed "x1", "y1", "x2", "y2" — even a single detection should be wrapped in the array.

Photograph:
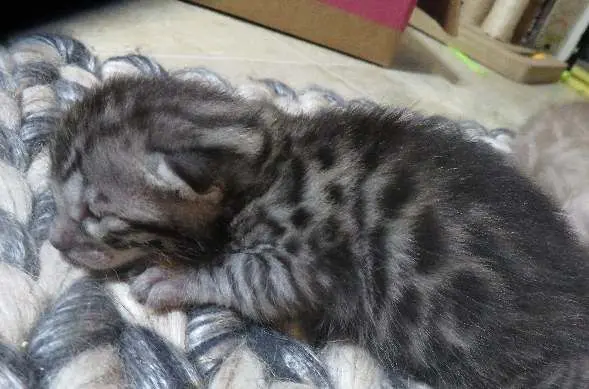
[{"x1": 259, "y1": 105, "x2": 589, "y2": 387}]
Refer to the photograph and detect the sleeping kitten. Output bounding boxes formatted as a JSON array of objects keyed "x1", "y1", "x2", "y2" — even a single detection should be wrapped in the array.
[
  {"x1": 48, "y1": 76, "x2": 589, "y2": 389},
  {"x1": 512, "y1": 102, "x2": 589, "y2": 247}
]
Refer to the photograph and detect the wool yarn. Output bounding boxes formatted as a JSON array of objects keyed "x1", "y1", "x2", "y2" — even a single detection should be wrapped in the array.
[
  {"x1": 107, "y1": 281, "x2": 187, "y2": 350},
  {"x1": 0, "y1": 208, "x2": 37, "y2": 275},
  {"x1": 48, "y1": 345, "x2": 124, "y2": 389},
  {"x1": 321, "y1": 343, "x2": 395, "y2": 389},
  {"x1": 8, "y1": 33, "x2": 97, "y2": 73},
  {"x1": 0, "y1": 160, "x2": 33, "y2": 226},
  {"x1": 0, "y1": 91, "x2": 20, "y2": 131},
  {"x1": 27, "y1": 279, "x2": 126, "y2": 388},
  {"x1": 0, "y1": 32, "x2": 517, "y2": 389},
  {"x1": 0, "y1": 124, "x2": 28, "y2": 170},
  {"x1": 59, "y1": 64, "x2": 99, "y2": 89},
  {"x1": 100, "y1": 55, "x2": 167, "y2": 80},
  {"x1": 457, "y1": 119, "x2": 515, "y2": 153},
  {"x1": 118, "y1": 326, "x2": 201, "y2": 389},
  {"x1": 0, "y1": 263, "x2": 45, "y2": 347},
  {"x1": 173, "y1": 67, "x2": 233, "y2": 92},
  {"x1": 0, "y1": 342, "x2": 35, "y2": 389},
  {"x1": 37, "y1": 241, "x2": 86, "y2": 300},
  {"x1": 185, "y1": 306, "x2": 247, "y2": 378}
]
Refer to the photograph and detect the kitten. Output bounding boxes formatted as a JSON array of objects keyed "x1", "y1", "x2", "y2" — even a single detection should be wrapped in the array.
[
  {"x1": 49, "y1": 76, "x2": 589, "y2": 389},
  {"x1": 512, "y1": 102, "x2": 589, "y2": 247}
]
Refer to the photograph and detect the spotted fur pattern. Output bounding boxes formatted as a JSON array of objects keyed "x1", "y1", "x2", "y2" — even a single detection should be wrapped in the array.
[{"x1": 49, "y1": 75, "x2": 589, "y2": 389}]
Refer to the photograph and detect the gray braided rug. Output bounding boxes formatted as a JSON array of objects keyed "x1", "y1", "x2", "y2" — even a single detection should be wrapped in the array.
[{"x1": 0, "y1": 33, "x2": 514, "y2": 389}]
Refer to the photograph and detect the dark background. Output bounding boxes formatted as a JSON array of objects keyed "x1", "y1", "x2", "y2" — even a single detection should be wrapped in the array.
[{"x1": 0, "y1": 0, "x2": 121, "y2": 40}]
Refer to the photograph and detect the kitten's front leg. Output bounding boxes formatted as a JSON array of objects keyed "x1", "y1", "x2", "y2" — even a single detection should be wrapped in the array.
[{"x1": 130, "y1": 244, "x2": 322, "y2": 322}]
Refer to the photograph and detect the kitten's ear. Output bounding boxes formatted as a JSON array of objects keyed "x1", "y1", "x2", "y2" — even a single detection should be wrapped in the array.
[
  {"x1": 146, "y1": 153, "x2": 221, "y2": 200},
  {"x1": 145, "y1": 152, "x2": 225, "y2": 231}
]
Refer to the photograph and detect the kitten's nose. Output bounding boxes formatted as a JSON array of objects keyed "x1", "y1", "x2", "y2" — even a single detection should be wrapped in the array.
[
  {"x1": 48, "y1": 221, "x2": 77, "y2": 251},
  {"x1": 49, "y1": 229, "x2": 74, "y2": 251}
]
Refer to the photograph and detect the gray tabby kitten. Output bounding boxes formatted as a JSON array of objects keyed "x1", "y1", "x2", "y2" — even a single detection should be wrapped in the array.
[{"x1": 48, "y1": 76, "x2": 589, "y2": 389}]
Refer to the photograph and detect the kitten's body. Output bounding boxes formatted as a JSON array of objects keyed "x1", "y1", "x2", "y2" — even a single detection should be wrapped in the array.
[
  {"x1": 49, "y1": 77, "x2": 589, "y2": 389},
  {"x1": 512, "y1": 102, "x2": 589, "y2": 247}
]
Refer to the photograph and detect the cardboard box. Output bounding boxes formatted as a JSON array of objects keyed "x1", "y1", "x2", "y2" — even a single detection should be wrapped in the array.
[
  {"x1": 188, "y1": 0, "x2": 447, "y2": 67},
  {"x1": 410, "y1": 8, "x2": 567, "y2": 84}
]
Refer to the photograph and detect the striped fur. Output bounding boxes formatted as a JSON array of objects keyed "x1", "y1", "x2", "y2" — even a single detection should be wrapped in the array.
[
  {"x1": 49, "y1": 75, "x2": 589, "y2": 389},
  {"x1": 2, "y1": 31, "x2": 433, "y2": 389}
]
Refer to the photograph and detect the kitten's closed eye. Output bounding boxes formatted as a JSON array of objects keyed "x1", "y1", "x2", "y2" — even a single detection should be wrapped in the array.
[{"x1": 83, "y1": 215, "x2": 130, "y2": 240}]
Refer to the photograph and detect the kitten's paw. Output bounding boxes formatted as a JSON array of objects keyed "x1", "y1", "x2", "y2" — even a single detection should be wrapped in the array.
[{"x1": 130, "y1": 266, "x2": 196, "y2": 310}]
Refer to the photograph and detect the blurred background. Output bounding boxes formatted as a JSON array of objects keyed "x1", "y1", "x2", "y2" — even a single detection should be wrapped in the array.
[{"x1": 1, "y1": 0, "x2": 588, "y2": 131}]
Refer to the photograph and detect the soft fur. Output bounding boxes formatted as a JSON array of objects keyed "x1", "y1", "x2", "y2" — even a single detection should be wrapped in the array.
[
  {"x1": 0, "y1": 32, "x2": 322, "y2": 389},
  {"x1": 3, "y1": 32, "x2": 440, "y2": 389},
  {"x1": 512, "y1": 101, "x2": 589, "y2": 247},
  {"x1": 49, "y1": 75, "x2": 589, "y2": 389}
]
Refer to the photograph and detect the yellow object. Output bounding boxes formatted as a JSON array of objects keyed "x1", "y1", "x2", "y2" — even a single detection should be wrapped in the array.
[
  {"x1": 531, "y1": 52, "x2": 546, "y2": 60},
  {"x1": 571, "y1": 65, "x2": 589, "y2": 84},
  {"x1": 561, "y1": 71, "x2": 589, "y2": 98}
]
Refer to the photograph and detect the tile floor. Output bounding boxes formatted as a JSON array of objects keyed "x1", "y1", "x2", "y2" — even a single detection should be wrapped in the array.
[{"x1": 17, "y1": 0, "x2": 586, "y2": 129}]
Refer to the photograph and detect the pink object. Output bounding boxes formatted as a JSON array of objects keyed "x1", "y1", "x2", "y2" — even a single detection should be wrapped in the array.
[{"x1": 320, "y1": 0, "x2": 417, "y2": 30}]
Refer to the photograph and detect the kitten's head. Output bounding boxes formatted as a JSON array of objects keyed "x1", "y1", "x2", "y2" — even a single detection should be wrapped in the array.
[{"x1": 48, "y1": 76, "x2": 271, "y2": 270}]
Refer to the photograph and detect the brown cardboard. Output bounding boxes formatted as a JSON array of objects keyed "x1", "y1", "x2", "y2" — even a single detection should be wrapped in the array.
[
  {"x1": 455, "y1": 25, "x2": 566, "y2": 84},
  {"x1": 190, "y1": 0, "x2": 465, "y2": 68},
  {"x1": 410, "y1": 8, "x2": 566, "y2": 84},
  {"x1": 190, "y1": 0, "x2": 406, "y2": 66},
  {"x1": 417, "y1": 0, "x2": 461, "y2": 35},
  {"x1": 511, "y1": 0, "x2": 545, "y2": 44}
]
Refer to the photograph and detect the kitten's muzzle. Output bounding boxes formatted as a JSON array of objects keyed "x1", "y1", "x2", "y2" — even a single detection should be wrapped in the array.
[
  {"x1": 49, "y1": 215, "x2": 149, "y2": 270},
  {"x1": 49, "y1": 215, "x2": 98, "y2": 252},
  {"x1": 49, "y1": 220, "x2": 79, "y2": 251}
]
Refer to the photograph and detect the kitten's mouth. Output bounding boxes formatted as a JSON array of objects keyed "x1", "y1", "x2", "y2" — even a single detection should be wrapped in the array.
[
  {"x1": 60, "y1": 247, "x2": 144, "y2": 270},
  {"x1": 60, "y1": 248, "x2": 114, "y2": 269}
]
